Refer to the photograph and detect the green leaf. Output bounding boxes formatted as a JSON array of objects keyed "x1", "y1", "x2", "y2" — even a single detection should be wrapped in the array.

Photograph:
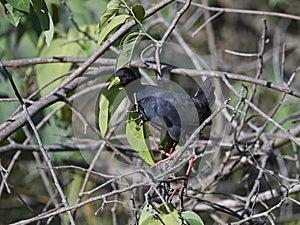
[
  {"x1": 98, "y1": 14, "x2": 131, "y2": 45},
  {"x1": 98, "y1": 86, "x2": 123, "y2": 137},
  {"x1": 36, "y1": 39, "x2": 75, "y2": 97},
  {"x1": 99, "y1": 93, "x2": 110, "y2": 138},
  {"x1": 4, "y1": 3, "x2": 24, "y2": 27},
  {"x1": 7, "y1": 0, "x2": 30, "y2": 13},
  {"x1": 36, "y1": 25, "x2": 98, "y2": 98},
  {"x1": 139, "y1": 215, "x2": 162, "y2": 225},
  {"x1": 44, "y1": 12, "x2": 54, "y2": 46},
  {"x1": 159, "y1": 203, "x2": 176, "y2": 214},
  {"x1": 139, "y1": 203, "x2": 164, "y2": 225},
  {"x1": 139, "y1": 205, "x2": 161, "y2": 225},
  {"x1": 181, "y1": 211, "x2": 204, "y2": 225},
  {"x1": 66, "y1": 1, "x2": 94, "y2": 26},
  {"x1": 99, "y1": 0, "x2": 121, "y2": 30},
  {"x1": 140, "y1": 205, "x2": 180, "y2": 225},
  {"x1": 162, "y1": 212, "x2": 181, "y2": 224},
  {"x1": 116, "y1": 31, "x2": 142, "y2": 70},
  {"x1": 131, "y1": 4, "x2": 145, "y2": 21},
  {"x1": 126, "y1": 110, "x2": 155, "y2": 166},
  {"x1": 139, "y1": 204, "x2": 202, "y2": 225},
  {"x1": 31, "y1": 0, "x2": 50, "y2": 30}
]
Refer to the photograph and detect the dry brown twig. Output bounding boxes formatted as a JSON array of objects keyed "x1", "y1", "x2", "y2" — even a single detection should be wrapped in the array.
[{"x1": 1, "y1": 0, "x2": 300, "y2": 224}]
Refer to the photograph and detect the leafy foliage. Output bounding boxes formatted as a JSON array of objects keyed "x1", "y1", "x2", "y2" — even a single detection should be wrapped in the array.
[
  {"x1": 126, "y1": 109, "x2": 155, "y2": 166},
  {"x1": 139, "y1": 203, "x2": 204, "y2": 225},
  {"x1": 98, "y1": 86, "x2": 123, "y2": 137},
  {"x1": 116, "y1": 31, "x2": 142, "y2": 70},
  {"x1": 1, "y1": 0, "x2": 300, "y2": 224},
  {"x1": 1, "y1": 0, "x2": 54, "y2": 44},
  {"x1": 131, "y1": 4, "x2": 146, "y2": 22},
  {"x1": 3, "y1": 3, "x2": 24, "y2": 27},
  {"x1": 36, "y1": 25, "x2": 98, "y2": 97},
  {"x1": 6, "y1": 0, "x2": 30, "y2": 13},
  {"x1": 98, "y1": 0, "x2": 121, "y2": 30},
  {"x1": 98, "y1": 14, "x2": 131, "y2": 45},
  {"x1": 97, "y1": 1, "x2": 146, "y2": 45},
  {"x1": 97, "y1": 1, "x2": 153, "y2": 165}
]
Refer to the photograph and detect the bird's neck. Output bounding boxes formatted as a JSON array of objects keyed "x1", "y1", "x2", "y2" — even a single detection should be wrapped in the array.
[{"x1": 123, "y1": 81, "x2": 143, "y2": 103}]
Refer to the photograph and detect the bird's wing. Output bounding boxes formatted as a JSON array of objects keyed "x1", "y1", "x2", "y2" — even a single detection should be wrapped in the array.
[
  {"x1": 138, "y1": 85, "x2": 199, "y2": 124},
  {"x1": 193, "y1": 78, "x2": 215, "y2": 125},
  {"x1": 137, "y1": 85, "x2": 200, "y2": 143},
  {"x1": 138, "y1": 96, "x2": 181, "y2": 142},
  {"x1": 194, "y1": 78, "x2": 215, "y2": 107}
]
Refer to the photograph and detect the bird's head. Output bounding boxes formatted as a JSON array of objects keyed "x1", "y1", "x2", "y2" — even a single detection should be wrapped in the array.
[{"x1": 108, "y1": 67, "x2": 138, "y2": 89}]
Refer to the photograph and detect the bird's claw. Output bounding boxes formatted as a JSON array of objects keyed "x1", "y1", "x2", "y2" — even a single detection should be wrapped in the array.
[
  {"x1": 135, "y1": 125, "x2": 141, "y2": 131},
  {"x1": 135, "y1": 120, "x2": 145, "y2": 131}
]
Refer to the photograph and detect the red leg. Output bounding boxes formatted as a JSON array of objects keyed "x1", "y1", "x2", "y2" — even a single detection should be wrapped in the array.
[
  {"x1": 183, "y1": 156, "x2": 195, "y2": 194},
  {"x1": 152, "y1": 136, "x2": 171, "y2": 157},
  {"x1": 169, "y1": 183, "x2": 183, "y2": 201},
  {"x1": 150, "y1": 133, "x2": 195, "y2": 201},
  {"x1": 150, "y1": 148, "x2": 180, "y2": 168},
  {"x1": 166, "y1": 155, "x2": 195, "y2": 201},
  {"x1": 151, "y1": 134, "x2": 177, "y2": 158}
]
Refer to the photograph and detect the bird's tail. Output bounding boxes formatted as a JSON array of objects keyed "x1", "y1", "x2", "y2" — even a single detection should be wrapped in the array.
[{"x1": 194, "y1": 78, "x2": 215, "y2": 107}]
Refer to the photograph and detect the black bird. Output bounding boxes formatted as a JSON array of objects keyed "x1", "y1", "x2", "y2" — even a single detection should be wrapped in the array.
[{"x1": 108, "y1": 67, "x2": 215, "y2": 150}]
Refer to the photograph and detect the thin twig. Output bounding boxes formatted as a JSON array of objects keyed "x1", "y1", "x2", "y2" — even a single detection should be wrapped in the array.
[
  {"x1": 192, "y1": 10, "x2": 223, "y2": 37},
  {"x1": 167, "y1": 68, "x2": 300, "y2": 99},
  {"x1": 155, "y1": 0, "x2": 191, "y2": 77},
  {"x1": 1, "y1": 57, "x2": 115, "y2": 67},
  {"x1": 47, "y1": 0, "x2": 176, "y2": 96},
  {"x1": 178, "y1": 1, "x2": 300, "y2": 21},
  {"x1": 0, "y1": 62, "x2": 76, "y2": 224},
  {"x1": 171, "y1": 98, "x2": 230, "y2": 170},
  {"x1": 222, "y1": 74, "x2": 300, "y2": 145}
]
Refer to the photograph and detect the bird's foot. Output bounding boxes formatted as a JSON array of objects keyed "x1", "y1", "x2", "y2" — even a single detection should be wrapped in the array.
[
  {"x1": 150, "y1": 149, "x2": 179, "y2": 168},
  {"x1": 167, "y1": 156, "x2": 195, "y2": 203},
  {"x1": 153, "y1": 153, "x2": 195, "y2": 203},
  {"x1": 126, "y1": 113, "x2": 145, "y2": 131},
  {"x1": 151, "y1": 134, "x2": 177, "y2": 158},
  {"x1": 135, "y1": 120, "x2": 145, "y2": 131},
  {"x1": 169, "y1": 183, "x2": 184, "y2": 202}
]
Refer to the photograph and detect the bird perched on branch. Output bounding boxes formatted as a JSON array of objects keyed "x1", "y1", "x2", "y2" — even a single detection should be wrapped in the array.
[{"x1": 108, "y1": 67, "x2": 215, "y2": 154}]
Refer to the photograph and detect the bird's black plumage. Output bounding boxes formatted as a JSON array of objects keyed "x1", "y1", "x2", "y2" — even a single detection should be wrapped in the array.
[{"x1": 109, "y1": 67, "x2": 215, "y2": 146}]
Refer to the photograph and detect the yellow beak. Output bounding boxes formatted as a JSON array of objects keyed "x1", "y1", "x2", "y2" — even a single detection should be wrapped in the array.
[{"x1": 108, "y1": 77, "x2": 120, "y2": 90}]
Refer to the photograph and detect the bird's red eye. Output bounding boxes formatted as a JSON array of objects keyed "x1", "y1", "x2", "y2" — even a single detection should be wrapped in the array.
[{"x1": 121, "y1": 73, "x2": 128, "y2": 79}]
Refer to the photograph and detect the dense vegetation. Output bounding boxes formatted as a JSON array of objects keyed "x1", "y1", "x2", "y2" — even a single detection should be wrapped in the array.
[{"x1": 0, "y1": 0, "x2": 299, "y2": 224}]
